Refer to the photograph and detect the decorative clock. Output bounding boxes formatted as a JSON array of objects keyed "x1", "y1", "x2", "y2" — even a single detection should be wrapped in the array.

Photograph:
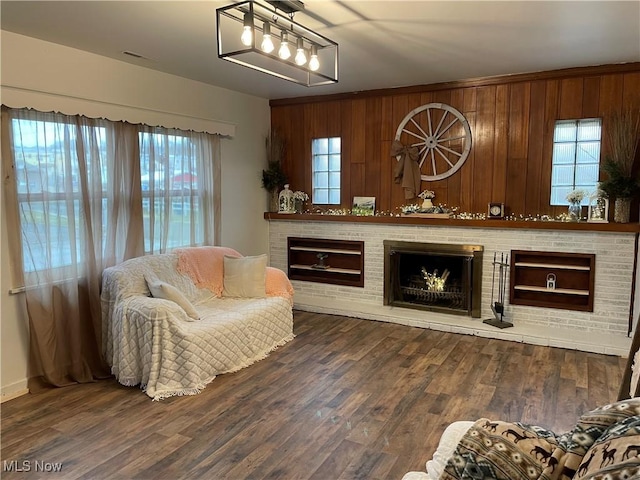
[
  {"x1": 488, "y1": 203, "x2": 505, "y2": 219},
  {"x1": 394, "y1": 103, "x2": 472, "y2": 181}
]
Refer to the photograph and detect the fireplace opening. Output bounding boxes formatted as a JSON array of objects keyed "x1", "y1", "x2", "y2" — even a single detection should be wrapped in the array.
[{"x1": 384, "y1": 241, "x2": 483, "y2": 317}]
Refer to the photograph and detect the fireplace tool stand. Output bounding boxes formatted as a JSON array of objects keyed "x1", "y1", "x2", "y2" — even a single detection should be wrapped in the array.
[{"x1": 483, "y1": 252, "x2": 513, "y2": 329}]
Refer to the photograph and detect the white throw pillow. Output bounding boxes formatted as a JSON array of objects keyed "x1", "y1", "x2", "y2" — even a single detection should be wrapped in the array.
[
  {"x1": 146, "y1": 277, "x2": 200, "y2": 320},
  {"x1": 222, "y1": 254, "x2": 267, "y2": 298}
]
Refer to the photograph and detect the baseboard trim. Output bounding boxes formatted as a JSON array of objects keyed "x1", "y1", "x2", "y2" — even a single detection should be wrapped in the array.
[
  {"x1": 293, "y1": 294, "x2": 632, "y2": 357},
  {"x1": 1, "y1": 380, "x2": 29, "y2": 403}
]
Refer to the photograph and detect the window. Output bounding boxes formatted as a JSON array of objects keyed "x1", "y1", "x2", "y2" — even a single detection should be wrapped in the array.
[
  {"x1": 312, "y1": 137, "x2": 341, "y2": 204},
  {"x1": 550, "y1": 118, "x2": 602, "y2": 205},
  {"x1": 11, "y1": 116, "x2": 108, "y2": 271},
  {"x1": 9, "y1": 112, "x2": 216, "y2": 272},
  {"x1": 139, "y1": 130, "x2": 203, "y2": 253}
]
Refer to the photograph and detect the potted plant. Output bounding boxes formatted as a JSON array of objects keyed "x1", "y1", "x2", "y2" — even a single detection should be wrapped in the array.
[
  {"x1": 262, "y1": 131, "x2": 287, "y2": 212},
  {"x1": 599, "y1": 107, "x2": 640, "y2": 223}
]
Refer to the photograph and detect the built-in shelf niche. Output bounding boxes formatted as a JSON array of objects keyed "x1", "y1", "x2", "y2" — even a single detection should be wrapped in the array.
[
  {"x1": 509, "y1": 250, "x2": 595, "y2": 312},
  {"x1": 287, "y1": 237, "x2": 365, "y2": 287}
]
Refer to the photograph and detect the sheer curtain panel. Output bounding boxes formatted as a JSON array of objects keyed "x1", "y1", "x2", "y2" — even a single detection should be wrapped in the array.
[
  {"x1": 1, "y1": 107, "x2": 221, "y2": 390},
  {"x1": 139, "y1": 126, "x2": 219, "y2": 253}
]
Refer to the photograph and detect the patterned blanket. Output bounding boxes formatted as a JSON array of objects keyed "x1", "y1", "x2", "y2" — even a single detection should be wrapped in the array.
[{"x1": 441, "y1": 399, "x2": 640, "y2": 480}]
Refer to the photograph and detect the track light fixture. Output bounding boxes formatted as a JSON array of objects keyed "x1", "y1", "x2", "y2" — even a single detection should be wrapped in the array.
[{"x1": 216, "y1": 0, "x2": 338, "y2": 86}]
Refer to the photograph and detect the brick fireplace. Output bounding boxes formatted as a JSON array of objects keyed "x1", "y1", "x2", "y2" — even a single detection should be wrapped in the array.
[{"x1": 266, "y1": 215, "x2": 636, "y2": 355}]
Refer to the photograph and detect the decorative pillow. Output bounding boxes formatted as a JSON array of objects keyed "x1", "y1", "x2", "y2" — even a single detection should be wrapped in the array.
[
  {"x1": 548, "y1": 398, "x2": 640, "y2": 478},
  {"x1": 573, "y1": 415, "x2": 640, "y2": 480},
  {"x1": 222, "y1": 254, "x2": 267, "y2": 298},
  {"x1": 175, "y1": 246, "x2": 242, "y2": 296},
  {"x1": 146, "y1": 276, "x2": 200, "y2": 320},
  {"x1": 441, "y1": 418, "x2": 559, "y2": 480}
]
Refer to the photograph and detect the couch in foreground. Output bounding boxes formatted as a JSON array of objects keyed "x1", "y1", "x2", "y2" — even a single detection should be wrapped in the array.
[
  {"x1": 404, "y1": 398, "x2": 640, "y2": 480},
  {"x1": 101, "y1": 246, "x2": 295, "y2": 400}
]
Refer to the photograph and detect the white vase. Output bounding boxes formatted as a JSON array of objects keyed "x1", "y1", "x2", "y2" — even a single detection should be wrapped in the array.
[{"x1": 421, "y1": 198, "x2": 433, "y2": 209}]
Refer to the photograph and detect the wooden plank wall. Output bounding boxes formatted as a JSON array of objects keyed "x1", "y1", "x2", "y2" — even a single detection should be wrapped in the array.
[{"x1": 271, "y1": 64, "x2": 640, "y2": 216}]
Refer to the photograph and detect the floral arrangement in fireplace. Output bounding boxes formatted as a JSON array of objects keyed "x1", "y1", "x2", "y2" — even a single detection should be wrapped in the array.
[{"x1": 421, "y1": 267, "x2": 450, "y2": 292}]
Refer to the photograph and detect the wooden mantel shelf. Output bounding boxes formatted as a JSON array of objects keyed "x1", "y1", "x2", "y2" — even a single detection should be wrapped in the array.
[{"x1": 264, "y1": 212, "x2": 640, "y2": 233}]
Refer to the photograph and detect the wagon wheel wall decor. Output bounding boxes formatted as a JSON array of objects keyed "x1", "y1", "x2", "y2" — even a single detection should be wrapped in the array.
[{"x1": 394, "y1": 103, "x2": 472, "y2": 182}]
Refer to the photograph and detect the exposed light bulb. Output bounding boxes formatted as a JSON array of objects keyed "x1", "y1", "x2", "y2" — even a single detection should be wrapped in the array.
[
  {"x1": 309, "y1": 45, "x2": 319, "y2": 71},
  {"x1": 241, "y1": 26, "x2": 253, "y2": 46},
  {"x1": 241, "y1": 12, "x2": 253, "y2": 46},
  {"x1": 295, "y1": 37, "x2": 307, "y2": 65},
  {"x1": 261, "y1": 22, "x2": 274, "y2": 53},
  {"x1": 278, "y1": 31, "x2": 291, "y2": 60}
]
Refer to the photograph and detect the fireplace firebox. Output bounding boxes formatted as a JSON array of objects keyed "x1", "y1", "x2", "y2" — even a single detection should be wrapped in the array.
[{"x1": 384, "y1": 241, "x2": 483, "y2": 317}]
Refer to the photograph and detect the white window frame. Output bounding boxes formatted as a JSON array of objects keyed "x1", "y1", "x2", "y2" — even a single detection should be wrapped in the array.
[
  {"x1": 10, "y1": 117, "x2": 208, "y2": 272},
  {"x1": 312, "y1": 137, "x2": 341, "y2": 205},
  {"x1": 550, "y1": 118, "x2": 602, "y2": 206}
]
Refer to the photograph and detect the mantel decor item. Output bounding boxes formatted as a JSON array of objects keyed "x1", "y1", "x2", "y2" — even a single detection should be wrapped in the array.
[
  {"x1": 599, "y1": 107, "x2": 640, "y2": 223},
  {"x1": 566, "y1": 189, "x2": 586, "y2": 222},
  {"x1": 293, "y1": 190, "x2": 309, "y2": 213},
  {"x1": 352, "y1": 196, "x2": 375, "y2": 216},
  {"x1": 614, "y1": 198, "x2": 632, "y2": 223},
  {"x1": 278, "y1": 184, "x2": 295, "y2": 213},
  {"x1": 418, "y1": 189, "x2": 435, "y2": 209},
  {"x1": 216, "y1": 0, "x2": 338, "y2": 86},
  {"x1": 488, "y1": 202, "x2": 505, "y2": 219},
  {"x1": 587, "y1": 187, "x2": 609, "y2": 223}
]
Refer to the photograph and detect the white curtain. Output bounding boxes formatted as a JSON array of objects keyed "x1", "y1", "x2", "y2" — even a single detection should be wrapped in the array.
[
  {"x1": 139, "y1": 126, "x2": 219, "y2": 253},
  {"x1": 1, "y1": 106, "x2": 221, "y2": 389}
]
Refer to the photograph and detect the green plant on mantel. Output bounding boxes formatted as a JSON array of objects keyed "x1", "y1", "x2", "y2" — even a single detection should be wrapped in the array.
[
  {"x1": 262, "y1": 131, "x2": 287, "y2": 212},
  {"x1": 599, "y1": 107, "x2": 640, "y2": 200}
]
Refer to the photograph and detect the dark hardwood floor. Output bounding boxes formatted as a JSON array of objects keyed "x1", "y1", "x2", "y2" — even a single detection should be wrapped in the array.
[{"x1": 1, "y1": 311, "x2": 626, "y2": 480}]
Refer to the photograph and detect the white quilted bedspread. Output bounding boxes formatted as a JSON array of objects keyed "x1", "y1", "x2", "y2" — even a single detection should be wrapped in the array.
[{"x1": 101, "y1": 253, "x2": 294, "y2": 400}]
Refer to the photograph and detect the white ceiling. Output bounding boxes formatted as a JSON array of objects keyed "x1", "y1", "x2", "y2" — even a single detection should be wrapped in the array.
[{"x1": 2, "y1": 1, "x2": 639, "y2": 100}]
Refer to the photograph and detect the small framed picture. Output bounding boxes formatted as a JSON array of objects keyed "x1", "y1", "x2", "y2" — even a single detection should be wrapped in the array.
[{"x1": 352, "y1": 196, "x2": 375, "y2": 216}]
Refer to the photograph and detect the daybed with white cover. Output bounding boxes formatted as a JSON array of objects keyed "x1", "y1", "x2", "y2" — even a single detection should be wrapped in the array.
[{"x1": 101, "y1": 246, "x2": 295, "y2": 400}]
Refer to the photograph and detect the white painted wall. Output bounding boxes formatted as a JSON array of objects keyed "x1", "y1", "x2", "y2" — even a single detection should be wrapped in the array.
[{"x1": 0, "y1": 31, "x2": 271, "y2": 397}]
